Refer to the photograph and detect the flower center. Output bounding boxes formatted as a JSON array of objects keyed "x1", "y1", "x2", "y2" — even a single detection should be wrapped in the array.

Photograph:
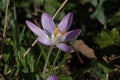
[{"x1": 51, "y1": 27, "x2": 66, "y2": 45}]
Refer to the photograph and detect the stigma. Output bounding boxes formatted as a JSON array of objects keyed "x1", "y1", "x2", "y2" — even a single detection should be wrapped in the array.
[
  {"x1": 53, "y1": 27, "x2": 66, "y2": 38},
  {"x1": 52, "y1": 27, "x2": 66, "y2": 45}
]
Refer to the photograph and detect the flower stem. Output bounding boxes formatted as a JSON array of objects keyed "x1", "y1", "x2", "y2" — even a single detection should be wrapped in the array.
[
  {"x1": 42, "y1": 45, "x2": 54, "y2": 75},
  {"x1": 50, "y1": 50, "x2": 60, "y2": 74}
]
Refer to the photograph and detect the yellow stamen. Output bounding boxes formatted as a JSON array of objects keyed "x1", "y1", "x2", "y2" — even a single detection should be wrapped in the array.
[
  {"x1": 60, "y1": 31, "x2": 66, "y2": 37},
  {"x1": 54, "y1": 27, "x2": 58, "y2": 37}
]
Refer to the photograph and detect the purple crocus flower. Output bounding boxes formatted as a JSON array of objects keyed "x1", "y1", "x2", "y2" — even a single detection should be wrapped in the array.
[
  {"x1": 26, "y1": 12, "x2": 81, "y2": 52},
  {"x1": 47, "y1": 74, "x2": 58, "y2": 80}
]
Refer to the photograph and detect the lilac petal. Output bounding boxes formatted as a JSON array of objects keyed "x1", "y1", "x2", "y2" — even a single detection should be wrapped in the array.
[
  {"x1": 41, "y1": 13, "x2": 55, "y2": 33},
  {"x1": 26, "y1": 20, "x2": 44, "y2": 36},
  {"x1": 38, "y1": 36, "x2": 52, "y2": 46},
  {"x1": 44, "y1": 29, "x2": 52, "y2": 38},
  {"x1": 26, "y1": 20, "x2": 51, "y2": 46},
  {"x1": 47, "y1": 74, "x2": 58, "y2": 80},
  {"x1": 56, "y1": 43, "x2": 74, "y2": 52},
  {"x1": 58, "y1": 12, "x2": 73, "y2": 32},
  {"x1": 62, "y1": 29, "x2": 81, "y2": 41}
]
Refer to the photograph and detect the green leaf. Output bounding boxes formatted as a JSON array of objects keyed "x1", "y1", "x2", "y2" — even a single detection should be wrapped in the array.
[
  {"x1": 2, "y1": 53, "x2": 10, "y2": 62},
  {"x1": 96, "y1": 28, "x2": 120, "y2": 48},
  {"x1": 59, "y1": 74, "x2": 72, "y2": 80},
  {"x1": 0, "y1": 0, "x2": 6, "y2": 11},
  {"x1": 98, "y1": 62, "x2": 111, "y2": 74},
  {"x1": 109, "y1": 28, "x2": 119, "y2": 41},
  {"x1": 108, "y1": 11, "x2": 120, "y2": 26},
  {"x1": 90, "y1": 0, "x2": 107, "y2": 25},
  {"x1": 90, "y1": 0, "x2": 98, "y2": 7},
  {"x1": 96, "y1": 30, "x2": 113, "y2": 48},
  {"x1": 35, "y1": 74, "x2": 44, "y2": 80},
  {"x1": 90, "y1": 60, "x2": 110, "y2": 80},
  {"x1": 4, "y1": 64, "x2": 9, "y2": 75}
]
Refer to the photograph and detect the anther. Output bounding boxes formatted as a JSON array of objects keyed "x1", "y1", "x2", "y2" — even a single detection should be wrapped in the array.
[{"x1": 54, "y1": 27, "x2": 58, "y2": 37}]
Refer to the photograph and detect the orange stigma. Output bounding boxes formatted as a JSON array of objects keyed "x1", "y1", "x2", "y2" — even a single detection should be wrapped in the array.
[
  {"x1": 60, "y1": 31, "x2": 66, "y2": 37},
  {"x1": 54, "y1": 27, "x2": 58, "y2": 37},
  {"x1": 54, "y1": 27, "x2": 66, "y2": 37}
]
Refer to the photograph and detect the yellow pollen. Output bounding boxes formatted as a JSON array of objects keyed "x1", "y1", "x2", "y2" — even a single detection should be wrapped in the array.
[
  {"x1": 60, "y1": 31, "x2": 66, "y2": 37},
  {"x1": 54, "y1": 27, "x2": 58, "y2": 37}
]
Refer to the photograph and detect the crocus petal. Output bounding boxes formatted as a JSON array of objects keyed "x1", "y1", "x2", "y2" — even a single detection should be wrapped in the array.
[
  {"x1": 56, "y1": 43, "x2": 74, "y2": 52},
  {"x1": 38, "y1": 36, "x2": 52, "y2": 46},
  {"x1": 62, "y1": 29, "x2": 81, "y2": 41},
  {"x1": 26, "y1": 20, "x2": 51, "y2": 44},
  {"x1": 58, "y1": 12, "x2": 73, "y2": 32},
  {"x1": 41, "y1": 13, "x2": 55, "y2": 33},
  {"x1": 47, "y1": 74, "x2": 58, "y2": 80},
  {"x1": 26, "y1": 20, "x2": 44, "y2": 36}
]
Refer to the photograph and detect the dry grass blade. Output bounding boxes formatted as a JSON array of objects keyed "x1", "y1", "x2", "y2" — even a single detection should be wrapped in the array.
[
  {"x1": 0, "y1": 0, "x2": 9, "y2": 57},
  {"x1": 52, "y1": 0, "x2": 68, "y2": 19},
  {"x1": 3, "y1": 0, "x2": 9, "y2": 38},
  {"x1": 23, "y1": 39, "x2": 38, "y2": 57}
]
